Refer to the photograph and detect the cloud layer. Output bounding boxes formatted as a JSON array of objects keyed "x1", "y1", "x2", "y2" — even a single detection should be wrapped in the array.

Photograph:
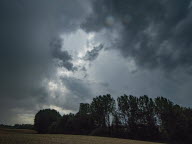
[
  {"x1": 0, "y1": 0, "x2": 90, "y2": 124},
  {"x1": 1, "y1": 0, "x2": 192, "y2": 124},
  {"x1": 82, "y1": 0, "x2": 192, "y2": 73}
]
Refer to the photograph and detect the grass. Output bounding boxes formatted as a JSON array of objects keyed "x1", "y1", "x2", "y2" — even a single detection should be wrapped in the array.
[{"x1": 0, "y1": 128, "x2": 165, "y2": 144}]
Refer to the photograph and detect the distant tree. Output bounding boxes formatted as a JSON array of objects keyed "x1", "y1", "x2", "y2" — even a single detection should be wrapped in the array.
[
  {"x1": 32, "y1": 94, "x2": 192, "y2": 143},
  {"x1": 78, "y1": 103, "x2": 90, "y2": 115},
  {"x1": 155, "y1": 97, "x2": 192, "y2": 143},
  {"x1": 13, "y1": 124, "x2": 34, "y2": 129},
  {"x1": 52, "y1": 114, "x2": 73, "y2": 134},
  {"x1": 112, "y1": 110, "x2": 121, "y2": 130},
  {"x1": 111, "y1": 110, "x2": 124, "y2": 137},
  {"x1": 138, "y1": 96, "x2": 155, "y2": 125},
  {"x1": 137, "y1": 95, "x2": 158, "y2": 140},
  {"x1": 63, "y1": 113, "x2": 75, "y2": 133},
  {"x1": 34, "y1": 109, "x2": 61, "y2": 133},
  {"x1": 183, "y1": 108, "x2": 192, "y2": 143},
  {"x1": 154, "y1": 97, "x2": 174, "y2": 139},
  {"x1": 117, "y1": 95, "x2": 130, "y2": 128},
  {"x1": 91, "y1": 94, "x2": 115, "y2": 128},
  {"x1": 74, "y1": 103, "x2": 94, "y2": 134},
  {"x1": 117, "y1": 95, "x2": 139, "y2": 137}
]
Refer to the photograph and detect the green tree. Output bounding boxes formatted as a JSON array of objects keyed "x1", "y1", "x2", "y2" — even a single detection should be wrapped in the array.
[
  {"x1": 74, "y1": 103, "x2": 94, "y2": 134},
  {"x1": 91, "y1": 94, "x2": 115, "y2": 128},
  {"x1": 155, "y1": 97, "x2": 192, "y2": 143},
  {"x1": 155, "y1": 97, "x2": 174, "y2": 139},
  {"x1": 117, "y1": 95, "x2": 139, "y2": 132},
  {"x1": 137, "y1": 95, "x2": 158, "y2": 140},
  {"x1": 138, "y1": 95, "x2": 155, "y2": 125},
  {"x1": 53, "y1": 113, "x2": 75, "y2": 134},
  {"x1": 111, "y1": 110, "x2": 123, "y2": 137},
  {"x1": 34, "y1": 109, "x2": 61, "y2": 133},
  {"x1": 78, "y1": 103, "x2": 90, "y2": 115}
]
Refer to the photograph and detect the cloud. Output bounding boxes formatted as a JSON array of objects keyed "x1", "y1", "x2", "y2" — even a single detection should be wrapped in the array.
[
  {"x1": 0, "y1": 0, "x2": 90, "y2": 124},
  {"x1": 84, "y1": 44, "x2": 104, "y2": 61},
  {"x1": 1, "y1": 0, "x2": 192, "y2": 125},
  {"x1": 43, "y1": 76, "x2": 95, "y2": 112},
  {"x1": 50, "y1": 38, "x2": 77, "y2": 71},
  {"x1": 82, "y1": 0, "x2": 192, "y2": 73},
  {"x1": 61, "y1": 77, "x2": 94, "y2": 109}
]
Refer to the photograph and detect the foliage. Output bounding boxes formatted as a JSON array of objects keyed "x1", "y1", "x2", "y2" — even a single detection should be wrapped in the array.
[
  {"x1": 32, "y1": 95, "x2": 192, "y2": 143},
  {"x1": 0, "y1": 124, "x2": 34, "y2": 129},
  {"x1": 34, "y1": 109, "x2": 61, "y2": 133},
  {"x1": 90, "y1": 94, "x2": 115, "y2": 128}
]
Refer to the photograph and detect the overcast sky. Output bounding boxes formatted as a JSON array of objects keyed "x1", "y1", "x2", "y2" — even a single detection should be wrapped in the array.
[{"x1": 1, "y1": 0, "x2": 192, "y2": 124}]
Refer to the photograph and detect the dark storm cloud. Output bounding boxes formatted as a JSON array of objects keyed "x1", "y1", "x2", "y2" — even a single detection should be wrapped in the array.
[
  {"x1": 0, "y1": 0, "x2": 90, "y2": 124},
  {"x1": 59, "y1": 77, "x2": 94, "y2": 110},
  {"x1": 50, "y1": 38, "x2": 77, "y2": 71},
  {"x1": 82, "y1": 0, "x2": 192, "y2": 73},
  {"x1": 84, "y1": 44, "x2": 104, "y2": 61},
  {"x1": 1, "y1": 0, "x2": 192, "y2": 124}
]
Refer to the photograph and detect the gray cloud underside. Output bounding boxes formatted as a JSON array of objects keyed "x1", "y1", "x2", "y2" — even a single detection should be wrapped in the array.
[
  {"x1": 82, "y1": 0, "x2": 192, "y2": 73},
  {"x1": 50, "y1": 38, "x2": 76, "y2": 71},
  {"x1": 84, "y1": 44, "x2": 104, "y2": 61},
  {"x1": 1, "y1": 0, "x2": 192, "y2": 124},
  {"x1": 0, "y1": 0, "x2": 90, "y2": 124}
]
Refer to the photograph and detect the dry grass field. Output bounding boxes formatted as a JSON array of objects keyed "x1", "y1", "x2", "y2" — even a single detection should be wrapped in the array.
[{"x1": 0, "y1": 128, "x2": 165, "y2": 144}]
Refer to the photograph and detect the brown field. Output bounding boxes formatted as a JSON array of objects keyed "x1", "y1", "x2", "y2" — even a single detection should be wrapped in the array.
[{"x1": 0, "y1": 128, "x2": 165, "y2": 144}]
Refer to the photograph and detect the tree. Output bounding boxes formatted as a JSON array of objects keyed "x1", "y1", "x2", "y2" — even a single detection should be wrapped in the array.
[
  {"x1": 117, "y1": 95, "x2": 139, "y2": 137},
  {"x1": 78, "y1": 103, "x2": 90, "y2": 115},
  {"x1": 154, "y1": 97, "x2": 174, "y2": 139},
  {"x1": 111, "y1": 110, "x2": 124, "y2": 137},
  {"x1": 155, "y1": 97, "x2": 192, "y2": 143},
  {"x1": 137, "y1": 95, "x2": 158, "y2": 140},
  {"x1": 32, "y1": 94, "x2": 191, "y2": 143},
  {"x1": 62, "y1": 113, "x2": 75, "y2": 133},
  {"x1": 34, "y1": 109, "x2": 61, "y2": 133},
  {"x1": 117, "y1": 94, "x2": 129, "y2": 128},
  {"x1": 91, "y1": 94, "x2": 115, "y2": 128},
  {"x1": 75, "y1": 103, "x2": 94, "y2": 134}
]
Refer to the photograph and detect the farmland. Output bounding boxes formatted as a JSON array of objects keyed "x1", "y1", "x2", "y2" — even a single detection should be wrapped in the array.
[{"x1": 0, "y1": 128, "x2": 164, "y2": 144}]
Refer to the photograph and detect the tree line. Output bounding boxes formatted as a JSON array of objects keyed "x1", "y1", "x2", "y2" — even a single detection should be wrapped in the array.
[
  {"x1": 34, "y1": 94, "x2": 192, "y2": 143},
  {"x1": 0, "y1": 124, "x2": 34, "y2": 130}
]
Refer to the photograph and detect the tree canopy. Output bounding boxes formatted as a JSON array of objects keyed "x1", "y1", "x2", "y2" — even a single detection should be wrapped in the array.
[
  {"x1": 34, "y1": 109, "x2": 61, "y2": 133},
  {"x1": 34, "y1": 94, "x2": 192, "y2": 143}
]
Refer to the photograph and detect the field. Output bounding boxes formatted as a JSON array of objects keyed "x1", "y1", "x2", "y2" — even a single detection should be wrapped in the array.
[{"x1": 0, "y1": 128, "x2": 164, "y2": 144}]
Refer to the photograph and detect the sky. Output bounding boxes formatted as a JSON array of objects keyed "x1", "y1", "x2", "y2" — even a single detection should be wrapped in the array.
[{"x1": 1, "y1": 0, "x2": 192, "y2": 124}]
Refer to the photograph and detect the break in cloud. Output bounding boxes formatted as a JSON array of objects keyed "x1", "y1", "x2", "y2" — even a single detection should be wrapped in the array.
[
  {"x1": 0, "y1": 0, "x2": 192, "y2": 124},
  {"x1": 82, "y1": 0, "x2": 192, "y2": 73}
]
